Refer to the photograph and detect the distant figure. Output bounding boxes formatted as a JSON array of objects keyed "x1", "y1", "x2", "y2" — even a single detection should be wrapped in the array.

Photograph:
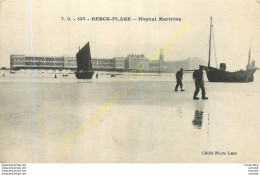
[
  {"x1": 175, "y1": 68, "x2": 185, "y2": 92},
  {"x1": 3, "y1": 73, "x2": 5, "y2": 77},
  {"x1": 54, "y1": 74, "x2": 57, "y2": 79},
  {"x1": 96, "y1": 73, "x2": 98, "y2": 79},
  {"x1": 193, "y1": 66, "x2": 208, "y2": 100},
  {"x1": 251, "y1": 60, "x2": 256, "y2": 68},
  {"x1": 247, "y1": 60, "x2": 256, "y2": 70}
]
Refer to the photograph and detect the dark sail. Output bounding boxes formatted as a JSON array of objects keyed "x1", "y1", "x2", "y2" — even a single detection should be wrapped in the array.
[
  {"x1": 76, "y1": 42, "x2": 93, "y2": 71},
  {"x1": 75, "y1": 42, "x2": 94, "y2": 79}
]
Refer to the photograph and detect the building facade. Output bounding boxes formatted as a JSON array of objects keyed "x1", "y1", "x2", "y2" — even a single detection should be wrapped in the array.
[
  {"x1": 64, "y1": 56, "x2": 77, "y2": 69},
  {"x1": 92, "y1": 58, "x2": 115, "y2": 70},
  {"x1": 149, "y1": 62, "x2": 160, "y2": 72},
  {"x1": 10, "y1": 55, "x2": 25, "y2": 69},
  {"x1": 164, "y1": 57, "x2": 206, "y2": 72},
  {"x1": 10, "y1": 54, "x2": 206, "y2": 72},
  {"x1": 148, "y1": 49, "x2": 165, "y2": 73},
  {"x1": 113, "y1": 57, "x2": 125, "y2": 70},
  {"x1": 10, "y1": 55, "x2": 65, "y2": 69},
  {"x1": 125, "y1": 54, "x2": 149, "y2": 71},
  {"x1": 10, "y1": 55, "x2": 125, "y2": 71}
]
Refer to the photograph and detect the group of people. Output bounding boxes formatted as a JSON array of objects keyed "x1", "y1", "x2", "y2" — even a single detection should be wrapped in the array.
[{"x1": 174, "y1": 66, "x2": 208, "y2": 100}]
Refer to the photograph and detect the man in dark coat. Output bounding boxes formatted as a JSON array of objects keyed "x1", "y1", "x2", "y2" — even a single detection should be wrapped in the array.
[
  {"x1": 193, "y1": 66, "x2": 208, "y2": 100},
  {"x1": 175, "y1": 68, "x2": 185, "y2": 92}
]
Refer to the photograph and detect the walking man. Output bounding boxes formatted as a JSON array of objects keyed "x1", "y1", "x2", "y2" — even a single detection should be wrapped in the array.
[
  {"x1": 175, "y1": 68, "x2": 185, "y2": 92},
  {"x1": 193, "y1": 66, "x2": 208, "y2": 100}
]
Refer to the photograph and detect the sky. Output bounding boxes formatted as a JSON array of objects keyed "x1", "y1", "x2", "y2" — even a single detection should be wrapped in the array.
[{"x1": 0, "y1": 0, "x2": 259, "y2": 70}]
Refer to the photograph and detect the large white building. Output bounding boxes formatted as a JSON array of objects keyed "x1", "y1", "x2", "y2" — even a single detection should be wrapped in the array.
[
  {"x1": 10, "y1": 55, "x2": 64, "y2": 69},
  {"x1": 125, "y1": 54, "x2": 149, "y2": 71},
  {"x1": 10, "y1": 54, "x2": 205, "y2": 72},
  {"x1": 10, "y1": 55, "x2": 126, "y2": 71}
]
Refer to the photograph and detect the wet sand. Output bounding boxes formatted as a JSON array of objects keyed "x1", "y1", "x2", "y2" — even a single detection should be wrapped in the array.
[{"x1": 0, "y1": 71, "x2": 260, "y2": 162}]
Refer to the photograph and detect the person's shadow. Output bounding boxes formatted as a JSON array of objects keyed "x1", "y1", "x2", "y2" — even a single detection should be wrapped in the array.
[
  {"x1": 192, "y1": 101, "x2": 204, "y2": 129},
  {"x1": 192, "y1": 110, "x2": 204, "y2": 129}
]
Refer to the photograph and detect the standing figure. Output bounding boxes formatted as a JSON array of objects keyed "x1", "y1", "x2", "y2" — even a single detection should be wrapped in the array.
[
  {"x1": 175, "y1": 68, "x2": 185, "y2": 92},
  {"x1": 251, "y1": 60, "x2": 256, "y2": 68},
  {"x1": 96, "y1": 73, "x2": 98, "y2": 79},
  {"x1": 193, "y1": 66, "x2": 208, "y2": 100}
]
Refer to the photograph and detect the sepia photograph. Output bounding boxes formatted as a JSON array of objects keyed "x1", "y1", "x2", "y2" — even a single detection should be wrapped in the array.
[{"x1": 0, "y1": 0, "x2": 260, "y2": 165}]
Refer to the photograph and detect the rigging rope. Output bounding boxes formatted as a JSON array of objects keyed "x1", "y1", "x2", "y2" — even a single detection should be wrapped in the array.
[{"x1": 212, "y1": 26, "x2": 218, "y2": 68}]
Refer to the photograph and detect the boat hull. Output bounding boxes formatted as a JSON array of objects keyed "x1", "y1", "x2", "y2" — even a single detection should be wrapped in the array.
[
  {"x1": 205, "y1": 67, "x2": 256, "y2": 83},
  {"x1": 75, "y1": 71, "x2": 94, "y2": 79}
]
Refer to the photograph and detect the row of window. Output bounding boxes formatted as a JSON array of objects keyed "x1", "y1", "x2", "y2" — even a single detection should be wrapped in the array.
[
  {"x1": 64, "y1": 59, "x2": 76, "y2": 62},
  {"x1": 14, "y1": 58, "x2": 124, "y2": 63},
  {"x1": 22, "y1": 57, "x2": 64, "y2": 62},
  {"x1": 129, "y1": 59, "x2": 149, "y2": 62},
  {"x1": 11, "y1": 62, "x2": 24, "y2": 65},
  {"x1": 22, "y1": 62, "x2": 64, "y2": 66},
  {"x1": 12, "y1": 57, "x2": 126, "y2": 63},
  {"x1": 12, "y1": 62, "x2": 124, "y2": 67},
  {"x1": 92, "y1": 60, "x2": 115, "y2": 63},
  {"x1": 12, "y1": 57, "x2": 25, "y2": 61}
]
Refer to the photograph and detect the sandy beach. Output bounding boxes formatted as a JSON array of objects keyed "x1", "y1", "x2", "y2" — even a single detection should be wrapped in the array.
[{"x1": 0, "y1": 71, "x2": 260, "y2": 162}]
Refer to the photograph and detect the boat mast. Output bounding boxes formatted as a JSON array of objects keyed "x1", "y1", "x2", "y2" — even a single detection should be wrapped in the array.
[
  {"x1": 247, "y1": 38, "x2": 252, "y2": 67},
  {"x1": 189, "y1": 58, "x2": 191, "y2": 70},
  {"x1": 208, "y1": 16, "x2": 212, "y2": 68}
]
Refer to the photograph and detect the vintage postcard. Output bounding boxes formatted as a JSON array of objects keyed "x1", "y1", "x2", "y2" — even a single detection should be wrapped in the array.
[{"x1": 0, "y1": 0, "x2": 259, "y2": 163}]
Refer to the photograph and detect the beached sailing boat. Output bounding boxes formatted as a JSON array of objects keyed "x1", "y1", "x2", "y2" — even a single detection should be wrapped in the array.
[
  {"x1": 75, "y1": 42, "x2": 94, "y2": 79},
  {"x1": 202, "y1": 17, "x2": 257, "y2": 82}
]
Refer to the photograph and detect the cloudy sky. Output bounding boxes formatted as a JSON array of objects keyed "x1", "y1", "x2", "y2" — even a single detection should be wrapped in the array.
[{"x1": 0, "y1": 0, "x2": 259, "y2": 70}]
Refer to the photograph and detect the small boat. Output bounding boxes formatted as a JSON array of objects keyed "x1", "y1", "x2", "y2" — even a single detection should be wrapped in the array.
[
  {"x1": 111, "y1": 74, "x2": 116, "y2": 77},
  {"x1": 75, "y1": 42, "x2": 94, "y2": 79},
  {"x1": 10, "y1": 71, "x2": 16, "y2": 74},
  {"x1": 63, "y1": 74, "x2": 68, "y2": 77},
  {"x1": 202, "y1": 17, "x2": 257, "y2": 83}
]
